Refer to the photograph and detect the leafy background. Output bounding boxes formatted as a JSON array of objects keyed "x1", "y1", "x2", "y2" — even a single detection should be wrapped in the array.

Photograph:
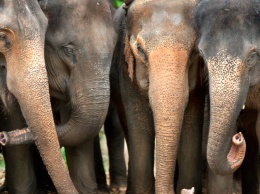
[{"x1": 112, "y1": 0, "x2": 124, "y2": 8}]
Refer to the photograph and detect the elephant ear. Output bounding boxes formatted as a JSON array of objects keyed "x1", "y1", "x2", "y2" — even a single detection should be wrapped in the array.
[
  {"x1": 124, "y1": 34, "x2": 134, "y2": 81},
  {"x1": 188, "y1": 52, "x2": 202, "y2": 91}
]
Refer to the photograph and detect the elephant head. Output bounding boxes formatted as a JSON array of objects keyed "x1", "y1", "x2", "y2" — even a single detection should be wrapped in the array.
[
  {"x1": 124, "y1": 0, "x2": 196, "y2": 192},
  {"x1": 38, "y1": 0, "x2": 116, "y2": 146},
  {"x1": 194, "y1": 0, "x2": 260, "y2": 175},
  {"x1": 0, "y1": 0, "x2": 77, "y2": 193}
]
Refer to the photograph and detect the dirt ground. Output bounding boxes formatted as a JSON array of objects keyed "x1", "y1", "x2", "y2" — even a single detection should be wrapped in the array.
[{"x1": 0, "y1": 169, "x2": 4, "y2": 188}]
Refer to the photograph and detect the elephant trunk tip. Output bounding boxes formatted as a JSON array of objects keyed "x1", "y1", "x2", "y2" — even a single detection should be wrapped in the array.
[
  {"x1": 227, "y1": 132, "x2": 246, "y2": 170},
  {"x1": 0, "y1": 128, "x2": 34, "y2": 146},
  {"x1": 232, "y1": 132, "x2": 244, "y2": 146},
  {"x1": 0, "y1": 131, "x2": 9, "y2": 146},
  {"x1": 207, "y1": 132, "x2": 246, "y2": 175}
]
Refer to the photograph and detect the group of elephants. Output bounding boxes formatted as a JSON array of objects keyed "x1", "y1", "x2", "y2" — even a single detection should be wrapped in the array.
[{"x1": 0, "y1": 0, "x2": 259, "y2": 193}]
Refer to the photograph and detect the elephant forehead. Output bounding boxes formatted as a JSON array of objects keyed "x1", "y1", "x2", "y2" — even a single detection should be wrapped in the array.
[
  {"x1": 0, "y1": 1, "x2": 44, "y2": 38},
  {"x1": 128, "y1": 0, "x2": 196, "y2": 51},
  {"x1": 136, "y1": 24, "x2": 195, "y2": 53}
]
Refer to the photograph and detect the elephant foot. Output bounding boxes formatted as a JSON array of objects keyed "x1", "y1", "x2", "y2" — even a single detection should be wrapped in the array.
[
  {"x1": 97, "y1": 184, "x2": 109, "y2": 194},
  {"x1": 110, "y1": 185, "x2": 127, "y2": 194},
  {"x1": 181, "y1": 187, "x2": 195, "y2": 194},
  {"x1": 110, "y1": 178, "x2": 127, "y2": 194}
]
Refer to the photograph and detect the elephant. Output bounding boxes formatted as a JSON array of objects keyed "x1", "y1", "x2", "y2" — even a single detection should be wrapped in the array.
[
  {"x1": 41, "y1": 0, "x2": 116, "y2": 192},
  {"x1": 0, "y1": 1, "x2": 77, "y2": 193},
  {"x1": 103, "y1": 103, "x2": 127, "y2": 193},
  {"x1": 1, "y1": 55, "x2": 49, "y2": 193},
  {"x1": 0, "y1": 103, "x2": 37, "y2": 193},
  {"x1": 0, "y1": 0, "x2": 116, "y2": 193},
  {"x1": 94, "y1": 102, "x2": 127, "y2": 193},
  {"x1": 110, "y1": 0, "x2": 205, "y2": 193},
  {"x1": 194, "y1": 0, "x2": 260, "y2": 193}
]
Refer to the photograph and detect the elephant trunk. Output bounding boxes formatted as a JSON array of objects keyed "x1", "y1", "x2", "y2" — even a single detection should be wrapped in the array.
[
  {"x1": 1, "y1": 57, "x2": 111, "y2": 148},
  {"x1": 207, "y1": 63, "x2": 248, "y2": 175},
  {"x1": 0, "y1": 128, "x2": 34, "y2": 146},
  {"x1": 149, "y1": 48, "x2": 189, "y2": 193},
  {"x1": 5, "y1": 34, "x2": 77, "y2": 193},
  {"x1": 57, "y1": 55, "x2": 110, "y2": 146}
]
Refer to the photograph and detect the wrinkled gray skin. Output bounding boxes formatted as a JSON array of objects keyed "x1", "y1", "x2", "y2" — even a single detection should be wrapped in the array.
[
  {"x1": 111, "y1": 1, "x2": 205, "y2": 193},
  {"x1": 40, "y1": 0, "x2": 116, "y2": 193},
  {"x1": 40, "y1": 0, "x2": 115, "y2": 147},
  {"x1": 0, "y1": 1, "x2": 77, "y2": 193},
  {"x1": 194, "y1": 0, "x2": 260, "y2": 193}
]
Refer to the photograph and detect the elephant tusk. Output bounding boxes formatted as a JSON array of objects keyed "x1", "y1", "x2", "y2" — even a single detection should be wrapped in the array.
[
  {"x1": 242, "y1": 104, "x2": 245, "y2": 110},
  {"x1": 181, "y1": 187, "x2": 195, "y2": 194}
]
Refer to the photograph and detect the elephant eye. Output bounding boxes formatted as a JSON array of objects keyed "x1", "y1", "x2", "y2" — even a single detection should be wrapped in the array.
[
  {"x1": 136, "y1": 43, "x2": 147, "y2": 63},
  {"x1": 61, "y1": 44, "x2": 77, "y2": 69},
  {"x1": 246, "y1": 49, "x2": 260, "y2": 67},
  {"x1": 64, "y1": 45, "x2": 75, "y2": 56},
  {"x1": 0, "y1": 32, "x2": 11, "y2": 52},
  {"x1": 0, "y1": 33, "x2": 7, "y2": 40}
]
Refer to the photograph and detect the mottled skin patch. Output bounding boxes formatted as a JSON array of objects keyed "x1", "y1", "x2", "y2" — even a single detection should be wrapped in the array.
[{"x1": 113, "y1": 0, "x2": 204, "y2": 193}]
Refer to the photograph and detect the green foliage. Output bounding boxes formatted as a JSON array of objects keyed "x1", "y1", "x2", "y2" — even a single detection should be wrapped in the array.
[
  {"x1": 0, "y1": 154, "x2": 4, "y2": 169},
  {"x1": 112, "y1": 0, "x2": 124, "y2": 8},
  {"x1": 61, "y1": 147, "x2": 68, "y2": 168}
]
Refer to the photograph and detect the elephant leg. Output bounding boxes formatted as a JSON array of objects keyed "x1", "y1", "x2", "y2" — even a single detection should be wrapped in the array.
[
  {"x1": 119, "y1": 102, "x2": 154, "y2": 194},
  {"x1": 65, "y1": 139, "x2": 97, "y2": 194},
  {"x1": 33, "y1": 146, "x2": 57, "y2": 194},
  {"x1": 257, "y1": 112, "x2": 260, "y2": 193},
  {"x1": 233, "y1": 167, "x2": 242, "y2": 194},
  {"x1": 104, "y1": 104, "x2": 127, "y2": 193},
  {"x1": 208, "y1": 167, "x2": 233, "y2": 194},
  {"x1": 112, "y1": 92, "x2": 154, "y2": 193},
  {"x1": 239, "y1": 110, "x2": 259, "y2": 194},
  {"x1": 177, "y1": 90, "x2": 205, "y2": 194},
  {"x1": 201, "y1": 94, "x2": 210, "y2": 193},
  {"x1": 111, "y1": 63, "x2": 154, "y2": 193},
  {"x1": 1, "y1": 109, "x2": 37, "y2": 194},
  {"x1": 5, "y1": 144, "x2": 37, "y2": 194},
  {"x1": 94, "y1": 135, "x2": 109, "y2": 194}
]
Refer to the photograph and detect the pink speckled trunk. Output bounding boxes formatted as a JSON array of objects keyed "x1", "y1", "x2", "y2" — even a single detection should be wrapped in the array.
[{"x1": 207, "y1": 68, "x2": 247, "y2": 175}]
